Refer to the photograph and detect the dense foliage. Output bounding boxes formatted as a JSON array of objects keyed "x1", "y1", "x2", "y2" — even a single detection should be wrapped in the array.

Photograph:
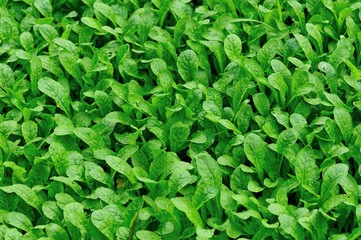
[{"x1": 1, "y1": 0, "x2": 361, "y2": 239}]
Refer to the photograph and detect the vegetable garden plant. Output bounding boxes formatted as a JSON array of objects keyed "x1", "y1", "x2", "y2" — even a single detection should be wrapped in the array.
[{"x1": 1, "y1": 0, "x2": 361, "y2": 239}]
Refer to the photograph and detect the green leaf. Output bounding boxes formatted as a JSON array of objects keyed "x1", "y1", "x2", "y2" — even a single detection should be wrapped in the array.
[
  {"x1": 30, "y1": 57, "x2": 42, "y2": 94},
  {"x1": 271, "y1": 59, "x2": 292, "y2": 81},
  {"x1": 257, "y1": 38, "x2": 283, "y2": 67},
  {"x1": 3, "y1": 0, "x2": 361, "y2": 237},
  {"x1": 219, "y1": 119, "x2": 241, "y2": 134},
  {"x1": 244, "y1": 133, "x2": 266, "y2": 180},
  {"x1": 322, "y1": 194, "x2": 348, "y2": 212},
  {"x1": 45, "y1": 223, "x2": 69, "y2": 240},
  {"x1": 16, "y1": 49, "x2": 32, "y2": 60},
  {"x1": 150, "y1": 58, "x2": 173, "y2": 92},
  {"x1": 73, "y1": 127, "x2": 105, "y2": 149},
  {"x1": 339, "y1": 175, "x2": 359, "y2": 205},
  {"x1": 252, "y1": 93, "x2": 270, "y2": 116},
  {"x1": 55, "y1": 193, "x2": 76, "y2": 209},
  {"x1": 86, "y1": 187, "x2": 121, "y2": 205},
  {"x1": 279, "y1": 214, "x2": 305, "y2": 240},
  {"x1": 196, "y1": 228, "x2": 215, "y2": 239},
  {"x1": 149, "y1": 152, "x2": 176, "y2": 180},
  {"x1": 168, "y1": 170, "x2": 193, "y2": 197},
  {"x1": 171, "y1": 197, "x2": 203, "y2": 228},
  {"x1": 0, "y1": 63, "x2": 15, "y2": 88},
  {"x1": 247, "y1": 180, "x2": 264, "y2": 193},
  {"x1": 63, "y1": 202, "x2": 87, "y2": 236},
  {"x1": 244, "y1": 58, "x2": 269, "y2": 91},
  {"x1": 121, "y1": 57, "x2": 141, "y2": 79},
  {"x1": 195, "y1": 152, "x2": 222, "y2": 189},
  {"x1": 105, "y1": 155, "x2": 136, "y2": 184},
  {"x1": 20, "y1": 32, "x2": 34, "y2": 52},
  {"x1": 93, "y1": 2, "x2": 117, "y2": 26},
  {"x1": 290, "y1": 70, "x2": 314, "y2": 102},
  {"x1": 201, "y1": 40, "x2": 226, "y2": 73},
  {"x1": 38, "y1": 77, "x2": 71, "y2": 117},
  {"x1": 333, "y1": 107, "x2": 353, "y2": 143},
  {"x1": 295, "y1": 146, "x2": 318, "y2": 193},
  {"x1": 54, "y1": 114, "x2": 75, "y2": 136},
  {"x1": 3, "y1": 228, "x2": 22, "y2": 239},
  {"x1": 356, "y1": 204, "x2": 361, "y2": 226},
  {"x1": 177, "y1": 50, "x2": 198, "y2": 82},
  {"x1": 277, "y1": 129, "x2": 299, "y2": 153},
  {"x1": 85, "y1": 163, "x2": 112, "y2": 187},
  {"x1": 81, "y1": 17, "x2": 104, "y2": 32},
  {"x1": 91, "y1": 209, "x2": 116, "y2": 240},
  {"x1": 94, "y1": 90, "x2": 112, "y2": 116},
  {"x1": 49, "y1": 141, "x2": 69, "y2": 176},
  {"x1": 224, "y1": 34, "x2": 243, "y2": 64},
  {"x1": 189, "y1": 132, "x2": 207, "y2": 144},
  {"x1": 53, "y1": 38, "x2": 77, "y2": 53},
  {"x1": 21, "y1": 121, "x2": 38, "y2": 143},
  {"x1": 320, "y1": 164, "x2": 349, "y2": 204},
  {"x1": 0, "y1": 190, "x2": 18, "y2": 211},
  {"x1": 169, "y1": 122, "x2": 190, "y2": 152},
  {"x1": 349, "y1": 227, "x2": 361, "y2": 240},
  {"x1": 306, "y1": 23, "x2": 323, "y2": 53},
  {"x1": 51, "y1": 176, "x2": 84, "y2": 196},
  {"x1": 118, "y1": 145, "x2": 139, "y2": 162},
  {"x1": 42, "y1": 201, "x2": 62, "y2": 221},
  {"x1": 268, "y1": 203, "x2": 288, "y2": 216},
  {"x1": 59, "y1": 51, "x2": 82, "y2": 86},
  {"x1": 105, "y1": 111, "x2": 135, "y2": 126},
  {"x1": 329, "y1": 38, "x2": 353, "y2": 68},
  {"x1": 288, "y1": 0, "x2": 305, "y2": 32},
  {"x1": 0, "y1": 184, "x2": 42, "y2": 212},
  {"x1": 193, "y1": 153, "x2": 222, "y2": 208},
  {"x1": 37, "y1": 24, "x2": 58, "y2": 42},
  {"x1": 294, "y1": 33, "x2": 315, "y2": 60},
  {"x1": 4, "y1": 212, "x2": 32, "y2": 232},
  {"x1": 34, "y1": 0, "x2": 52, "y2": 17},
  {"x1": 268, "y1": 73, "x2": 288, "y2": 106},
  {"x1": 318, "y1": 63, "x2": 337, "y2": 93},
  {"x1": 136, "y1": 230, "x2": 161, "y2": 240},
  {"x1": 38, "y1": 55, "x2": 63, "y2": 76}
]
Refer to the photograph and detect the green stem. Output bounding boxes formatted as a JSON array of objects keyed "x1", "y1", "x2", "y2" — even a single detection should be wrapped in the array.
[{"x1": 277, "y1": 0, "x2": 283, "y2": 22}]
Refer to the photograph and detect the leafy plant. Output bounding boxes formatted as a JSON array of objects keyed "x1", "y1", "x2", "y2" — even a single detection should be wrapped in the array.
[{"x1": 1, "y1": 0, "x2": 361, "y2": 239}]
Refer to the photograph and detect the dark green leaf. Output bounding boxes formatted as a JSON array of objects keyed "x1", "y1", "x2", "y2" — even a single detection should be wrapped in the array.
[
  {"x1": 252, "y1": 93, "x2": 270, "y2": 116},
  {"x1": 295, "y1": 146, "x2": 318, "y2": 193},
  {"x1": 224, "y1": 34, "x2": 242, "y2": 64},
  {"x1": 333, "y1": 107, "x2": 353, "y2": 143},
  {"x1": 63, "y1": 202, "x2": 87, "y2": 236},
  {"x1": 38, "y1": 24, "x2": 58, "y2": 42},
  {"x1": 279, "y1": 214, "x2": 305, "y2": 240},
  {"x1": 91, "y1": 209, "x2": 116, "y2": 240},
  {"x1": 73, "y1": 127, "x2": 105, "y2": 149},
  {"x1": 49, "y1": 141, "x2": 69, "y2": 176},
  {"x1": 59, "y1": 51, "x2": 82, "y2": 86},
  {"x1": 34, "y1": 0, "x2": 52, "y2": 17},
  {"x1": 0, "y1": 184, "x2": 42, "y2": 212},
  {"x1": 177, "y1": 50, "x2": 198, "y2": 82},
  {"x1": 195, "y1": 152, "x2": 222, "y2": 189},
  {"x1": 42, "y1": 201, "x2": 62, "y2": 220},
  {"x1": 244, "y1": 133, "x2": 266, "y2": 180},
  {"x1": 171, "y1": 197, "x2": 203, "y2": 228},
  {"x1": 0, "y1": 63, "x2": 15, "y2": 88},
  {"x1": 45, "y1": 223, "x2": 69, "y2": 240},
  {"x1": 38, "y1": 77, "x2": 71, "y2": 117},
  {"x1": 21, "y1": 121, "x2": 38, "y2": 143},
  {"x1": 4, "y1": 212, "x2": 32, "y2": 232},
  {"x1": 320, "y1": 164, "x2": 348, "y2": 204},
  {"x1": 169, "y1": 122, "x2": 190, "y2": 152}
]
